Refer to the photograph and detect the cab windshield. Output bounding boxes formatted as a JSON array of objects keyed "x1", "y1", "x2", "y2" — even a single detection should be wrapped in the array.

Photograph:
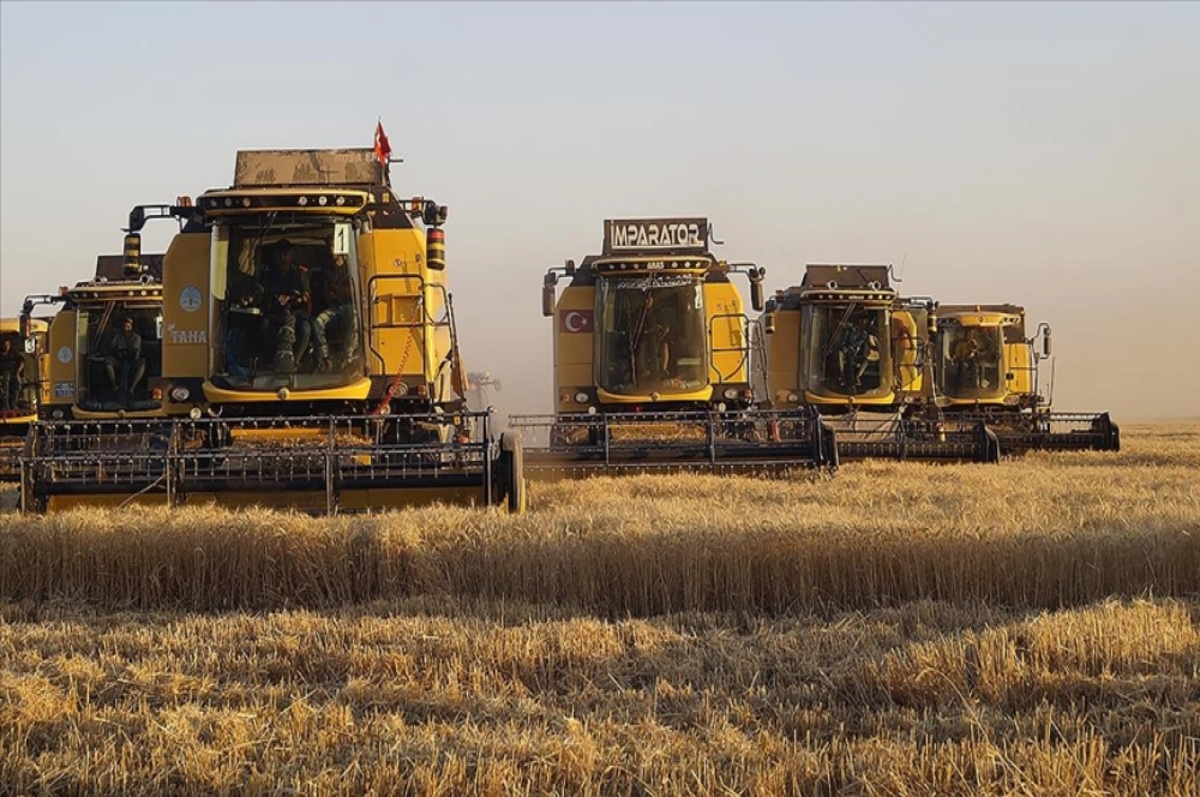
[
  {"x1": 597, "y1": 275, "x2": 708, "y2": 395},
  {"x1": 937, "y1": 324, "x2": 1005, "y2": 400},
  {"x1": 213, "y1": 217, "x2": 363, "y2": 391},
  {"x1": 75, "y1": 303, "x2": 163, "y2": 412},
  {"x1": 801, "y1": 304, "x2": 891, "y2": 398}
]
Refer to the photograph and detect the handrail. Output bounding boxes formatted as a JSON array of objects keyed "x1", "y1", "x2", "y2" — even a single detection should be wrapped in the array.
[{"x1": 707, "y1": 312, "x2": 752, "y2": 384}]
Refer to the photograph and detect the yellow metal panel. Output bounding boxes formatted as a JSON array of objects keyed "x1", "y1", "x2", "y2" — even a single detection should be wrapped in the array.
[
  {"x1": 362, "y1": 228, "x2": 436, "y2": 382},
  {"x1": 554, "y1": 285, "x2": 594, "y2": 411},
  {"x1": 705, "y1": 282, "x2": 747, "y2": 386},
  {"x1": 71, "y1": 407, "x2": 164, "y2": 421},
  {"x1": 597, "y1": 386, "x2": 713, "y2": 404},
  {"x1": 763, "y1": 307, "x2": 802, "y2": 405},
  {"x1": 1006, "y1": 342, "x2": 1034, "y2": 397},
  {"x1": 43, "y1": 309, "x2": 76, "y2": 410},
  {"x1": 803, "y1": 391, "x2": 894, "y2": 407},
  {"x1": 892, "y1": 310, "x2": 922, "y2": 394},
  {"x1": 162, "y1": 232, "x2": 212, "y2": 381},
  {"x1": 202, "y1": 376, "x2": 372, "y2": 403}
]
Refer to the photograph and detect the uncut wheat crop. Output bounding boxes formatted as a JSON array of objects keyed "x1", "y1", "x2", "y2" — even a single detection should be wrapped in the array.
[{"x1": 1, "y1": 422, "x2": 1198, "y2": 795}]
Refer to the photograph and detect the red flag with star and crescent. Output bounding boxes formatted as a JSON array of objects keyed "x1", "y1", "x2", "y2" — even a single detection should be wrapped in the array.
[{"x1": 374, "y1": 120, "x2": 392, "y2": 166}]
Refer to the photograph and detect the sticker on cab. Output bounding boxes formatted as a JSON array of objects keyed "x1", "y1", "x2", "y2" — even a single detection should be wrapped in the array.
[{"x1": 180, "y1": 286, "x2": 203, "y2": 313}]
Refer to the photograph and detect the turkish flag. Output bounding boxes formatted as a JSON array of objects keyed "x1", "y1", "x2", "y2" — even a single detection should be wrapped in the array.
[
  {"x1": 561, "y1": 309, "x2": 594, "y2": 334},
  {"x1": 374, "y1": 120, "x2": 392, "y2": 166}
]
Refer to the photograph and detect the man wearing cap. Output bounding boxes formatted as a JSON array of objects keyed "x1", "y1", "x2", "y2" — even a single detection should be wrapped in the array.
[{"x1": 260, "y1": 239, "x2": 313, "y2": 375}]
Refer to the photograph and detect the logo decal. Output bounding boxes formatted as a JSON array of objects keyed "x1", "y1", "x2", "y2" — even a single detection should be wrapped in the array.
[
  {"x1": 561, "y1": 310, "x2": 593, "y2": 334},
  {"x1": 603, "y1": 218, "x2": 709, "y2": 255},
  {"x1": 57, "y1": 345, "x2": 73, "y2": 364},
  {"x1": 167, "y1": 323, "x2": 207, "y2": 345},
  {"x1": 180, "y1": 286, "x2": 202, "y2": 313}
]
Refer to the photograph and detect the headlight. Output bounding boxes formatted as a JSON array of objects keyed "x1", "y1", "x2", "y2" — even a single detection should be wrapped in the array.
[
  {"x1": 574, "y1": 391, "x2": 588, "y2": 404},
  {"x1": 170, "y1": 386, "x2": 190, "y2": 402},
  {"x1": 189, "y1": 407, "x2": 203, "y2": 420},
  {"x1": 716, "y1": 402, "x2": 727, "y2": 413},
  {"x1": 723, "y1": 388, "x2": 738, "y2": 400},
  {"x1": 787, "y1": 392, "x2": 799, "y2": 403}
]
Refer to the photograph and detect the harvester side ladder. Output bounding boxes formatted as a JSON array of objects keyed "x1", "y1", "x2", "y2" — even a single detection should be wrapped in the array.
[
  {"x1": 366, "y1": 273, "x2": 450, "y2": 385},
  {"x1": 707, "y1": 312, "x2": 753, "y2": 384}
]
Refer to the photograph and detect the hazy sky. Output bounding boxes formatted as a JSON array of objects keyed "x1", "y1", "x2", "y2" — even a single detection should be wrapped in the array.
[{"x1": 2, "y1": 1, "x2": 1197, "y2": 422}]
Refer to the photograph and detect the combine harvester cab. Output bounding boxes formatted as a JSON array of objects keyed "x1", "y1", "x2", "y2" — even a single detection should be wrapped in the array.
[
  {"x1": 14, "y1": 256, "x2": 169, "y2": 488},
  {"x1": 757, "y1": 265, "x2": 1000, "y2": 463},
  {"x1": 21, "y1": 144, "x2": 525, "y2": 514},
  {"x1": 932, "y1": 305, "x2": 1119, "y2": 454},
  {"x1": 510, "y1": 218, "x2": 837, "y2": 479},
  {"x1": 24, "y1": 254, "x2": 169, "y2": 422},
  {"x1": 0, "y1": 317, "x2": 49, "y2": 481}
]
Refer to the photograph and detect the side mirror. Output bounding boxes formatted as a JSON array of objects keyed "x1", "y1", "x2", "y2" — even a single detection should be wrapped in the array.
[
  {"x1": 749, "y1": 271, "x2": 765, "y2": 313},
  {"x1": 494, "y1": 379, "x2": 503, "y2": 392},
  {"x1": 123, "y1": 232, "x2": 142, "y2": 276},
  {"x1": 1042, "y1": 329, "x2": 1052, "y2": 357},
  {"x1": 542, "y1": 274, "x2": 557, "y2": 318},
  {"x1": 763, "y1": 311, "x2": 776, "y2": 335}
]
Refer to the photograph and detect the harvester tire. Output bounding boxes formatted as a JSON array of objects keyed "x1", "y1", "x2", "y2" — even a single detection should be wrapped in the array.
[{"x1": 499, "y1": 431, "x2": 526, "y2": 513}]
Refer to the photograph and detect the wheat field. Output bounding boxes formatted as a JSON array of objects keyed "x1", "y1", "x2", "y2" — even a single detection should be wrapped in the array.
[{"x1": 1, "y1": 422, "x2": 1198, "y2": 795}]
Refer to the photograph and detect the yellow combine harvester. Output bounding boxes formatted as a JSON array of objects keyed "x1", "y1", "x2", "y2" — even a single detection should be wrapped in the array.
[
  {"x1": 0, "y1": 317, "x2": 48, "y2": 480},
  {"x1": 932, "y1": 304, "x2": 1119, "y2": 453},
  {"x1": 758, "y1": 264, "x2": 1000, "y2": 462},
  {"x1": 19, "y1": 145, "x2": 525, "y2": 514},
  {"x1": 510, "y1": 218, "x2": 837, "y2": 477}
]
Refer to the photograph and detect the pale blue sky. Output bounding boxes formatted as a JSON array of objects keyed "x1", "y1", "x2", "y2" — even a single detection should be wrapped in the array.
[{"x1": 2, "y1": 1, "x2": 1197, "y2": 420}]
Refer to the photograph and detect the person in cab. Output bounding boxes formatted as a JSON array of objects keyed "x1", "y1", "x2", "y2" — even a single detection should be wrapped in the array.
[
  {"x1": 259, "y1": 239, "x2": 313, "y2": 375},
  {"x1": 0, "y1": 337, "x2": 25, "y2": 412},
  {"x1": 104, "y1": 316, "x2": 145, "y2": 406},
  {"x1": 312, "y1": 251, "x2": 358, "y2": 372}
]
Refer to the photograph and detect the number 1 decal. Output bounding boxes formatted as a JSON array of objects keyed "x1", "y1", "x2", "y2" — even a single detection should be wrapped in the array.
[{"x1": 333, "y1": 222, "x2": 351, "y2": 256}]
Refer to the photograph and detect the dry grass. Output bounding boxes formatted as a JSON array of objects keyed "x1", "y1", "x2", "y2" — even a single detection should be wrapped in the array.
[
  {"x1": 1, "y1": 422, "x2": 1197, "y2": 794},
  {"x1": 2, "y1": 598, "x2": 1196, "y2": 795},
  {"x1": 2, "y1": 424, "x2": 1197, "y2": 615}
]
